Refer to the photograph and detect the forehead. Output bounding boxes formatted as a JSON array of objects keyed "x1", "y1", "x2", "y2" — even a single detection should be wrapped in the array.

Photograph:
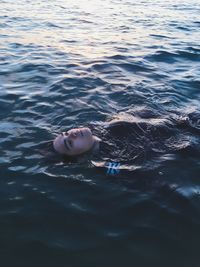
[{"x1": 68, "y1": 128, "x2": 80, "y2": 132}]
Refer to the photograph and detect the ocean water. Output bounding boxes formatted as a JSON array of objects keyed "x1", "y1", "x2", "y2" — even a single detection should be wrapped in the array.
[{"x1": 0, "y1": 0, "x2": 200, "y2": 266}]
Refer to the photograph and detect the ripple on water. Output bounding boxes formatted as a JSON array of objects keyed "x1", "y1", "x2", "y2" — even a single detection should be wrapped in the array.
[{"x1": 1, "y1": 0, "x2": 200, "y2": 266}]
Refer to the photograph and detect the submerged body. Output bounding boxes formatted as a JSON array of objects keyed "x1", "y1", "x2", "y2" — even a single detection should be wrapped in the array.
[{"x1": 52, "y1": 110, "x2": 200, "y2": 174}]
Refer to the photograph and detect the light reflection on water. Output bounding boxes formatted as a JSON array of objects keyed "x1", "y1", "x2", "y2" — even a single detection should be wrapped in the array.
[{"x1": 0, "y1": 0, "x2": 200, "y2": 266}]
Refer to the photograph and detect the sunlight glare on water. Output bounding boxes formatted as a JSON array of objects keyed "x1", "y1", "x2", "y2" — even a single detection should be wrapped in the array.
[{"x1": 0, "y1": 0, "x2": 200, "y2": 266}]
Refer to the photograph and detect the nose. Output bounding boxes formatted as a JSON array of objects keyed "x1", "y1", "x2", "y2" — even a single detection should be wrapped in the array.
[{"x1": 69, "y1": 131, "x2": 78, "y2": 139}]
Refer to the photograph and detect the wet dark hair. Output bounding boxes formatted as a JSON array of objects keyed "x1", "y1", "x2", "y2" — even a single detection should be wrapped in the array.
[{"x1": 45, "y1": 108, "x2": 200, "y2": 169}]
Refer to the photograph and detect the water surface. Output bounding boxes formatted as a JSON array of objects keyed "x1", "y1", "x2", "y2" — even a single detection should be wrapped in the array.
[{"x1": 0, "y1": 0, "x2": 200, "y2": 266}]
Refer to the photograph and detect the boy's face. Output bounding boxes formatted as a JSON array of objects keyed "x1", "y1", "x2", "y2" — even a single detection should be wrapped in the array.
[{"x1": 53, "y1": 127, "x2": 95, "y2": 156}]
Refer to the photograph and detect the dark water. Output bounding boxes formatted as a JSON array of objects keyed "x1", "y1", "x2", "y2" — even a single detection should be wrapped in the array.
[{"x1": 1, "y1": 0, "x2": 200, "y2": 266}]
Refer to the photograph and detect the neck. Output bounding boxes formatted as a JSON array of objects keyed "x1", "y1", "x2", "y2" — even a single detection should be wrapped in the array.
[{"x1": 91, "y1": 136, "x2": 101, "y2": 152}]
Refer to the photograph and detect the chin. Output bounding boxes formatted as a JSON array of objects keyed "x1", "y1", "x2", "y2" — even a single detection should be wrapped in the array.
[
  {"x1": 82, "y1": 127, "x2": 92, "y2": 136},
  {"x1": 53, "y1": 136, "x2": 65, "y2": 154}
]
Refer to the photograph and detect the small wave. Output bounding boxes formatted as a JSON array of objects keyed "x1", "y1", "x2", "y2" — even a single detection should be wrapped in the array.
[
  {"x1": 17, "y1": 63, "x2": 54, "y2": 73},
  {"x1": 176, "y1": 50, "x2": 200, "y2": 61},
  {"x1": 146, "y1": 48, "x2": 200, "y2": 63},
  {"x1": 60, "y1": 39, "x2": 77, "y2": 44},
  {"x1": 150, "y1": 34, "x2": 172, "y2": 39},
  {"x1": 45, "y1": 22, "x2": 63, "y2": 29},
  {"x1": 145, "y1": 50, "x2": 178, "y2": 63},
  {"x1": 106, "y1": 54, "x2": 128, "y2": 60},
  {"x1": 117, "y1": 62, "x2": 155, "y2": 73}
]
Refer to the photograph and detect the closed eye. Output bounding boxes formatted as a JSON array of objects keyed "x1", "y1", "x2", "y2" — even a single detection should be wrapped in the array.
[
  {"x1": 68, "y1": 139, "x2": 73, "y2": 148},
  {"x1": 64, "y1": 139, "x2": 70, "y2": 151}
]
